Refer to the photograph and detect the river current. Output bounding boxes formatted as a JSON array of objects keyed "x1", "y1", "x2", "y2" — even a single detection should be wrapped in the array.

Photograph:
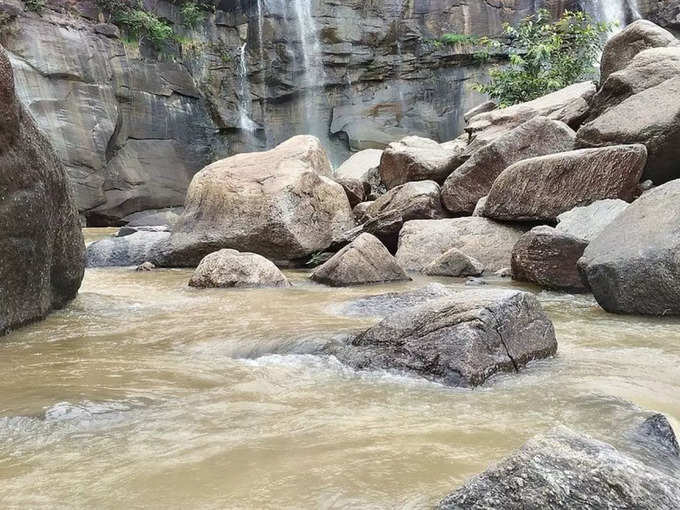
[{"x1": 0, "y1": 229, "x2": 678, "y2": 508}]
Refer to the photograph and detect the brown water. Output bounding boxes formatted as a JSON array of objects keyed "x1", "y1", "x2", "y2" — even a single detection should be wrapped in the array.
[{"x1": 1, "y1": 229, "x2": 679, "y2": 509}]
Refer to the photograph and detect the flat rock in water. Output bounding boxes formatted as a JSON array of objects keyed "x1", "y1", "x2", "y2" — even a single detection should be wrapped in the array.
[
  {"x1": 188, "y1": 249, "x2": 291, "y2": 288},
  {"x1": 438, "y1": 425, "x2": 680, "y2": 510},
  {"x1": 423, "y1": 248, "x2": 484, "y2": 277},
  {"x1": 578, "y1": 179, "x2": 680, "y2": 315},
  {"x1": 483, "y1": 145, "x2": 646, "y2": 222},
  {"x1": 441, "y1": 116, "x2": 575, "y2": 214},
  {"x1": 335, "y1": 283, "x2": 454, "y2": 317},
  {"x1": 511, "y1": 226, "x2": 589, "y2": 292},
  {"x1": 556, "y1": 199, "x2": 629, "y2": 242},
  {"x1": 330, "y1": 289, "x2": 557, "y2": 387},
  {"x1": 311, "y1": 233, "x2": 410, "y2": 287},
  {"x1": 86, "y1": 231, "x2": 170, "y2": 267},
  {"x1": 396, "y1": 218, "x2": 526, "y2": 272}
]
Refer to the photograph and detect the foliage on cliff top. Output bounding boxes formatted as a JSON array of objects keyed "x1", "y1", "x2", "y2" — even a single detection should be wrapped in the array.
[{"x1": 468, "y1": 9, "x2": 613, "y2": 107}]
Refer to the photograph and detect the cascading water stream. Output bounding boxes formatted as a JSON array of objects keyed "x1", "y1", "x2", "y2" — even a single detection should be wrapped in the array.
[
  {"x1": 598, "y1": 0, "x2": 640, "y2": 33},
  {"x1": 237, "y1": 42, "x2": 257, "y2": 133}
]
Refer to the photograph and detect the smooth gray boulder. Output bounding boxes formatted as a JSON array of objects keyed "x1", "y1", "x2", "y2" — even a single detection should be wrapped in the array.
[
  {"x1": 599, "y1": 20, "x2": 679, "y2": 83},
  {"x1": 577, "y1": 76, "x2": 680, "y2": 184},
  {"x1": 578, "y1": 179, "x2": 680, "y2": 315},
  {"x1": 511, "y1": 226, "x2": 589, "y2": 292},
  {"x1": 0, "y1": 46, "x2": 85, "y2": 335},
  {"x1": 556, "y1": 199, "x2": 629, "y2": 242},
  {"x1": 188, "y1": 249, "x2": 291, "y2": 288},
  {"x1": 483, "y1": 145, "x2": 646, "y2": 222},
  {"x1": 334, "y1": 149, "x2": 383, "y2": 187},
  {"x1": 438, "y1": 425, "x2": 680, "y2": 510},
  {"x1": 423, "y1": 248, "x2": 484, "y2": 277},
  {"x1": 86, "y1": 231, "x2": 170, "y2": 267},
  {"x1": 441, "y1": 116, "x2": 576, "y2": 214},
  {"x1": 335, "y1": 283, "x2": 454, "y2": 318},
  {"x1": 154, "y1": 136, "x2": 354, "y2": 267},
  {"x1": 311, "y1": 233, "x2": 410, "y2": 287},
  {"x1": 379, "y1": 136, "x2": 464, "y2": 189},
  {"x1": 329, "y1": 289, "x2": 557, "y2": 387},
  {"x1": 396, "y1": 218, "x2": 526, "y2": 272}
]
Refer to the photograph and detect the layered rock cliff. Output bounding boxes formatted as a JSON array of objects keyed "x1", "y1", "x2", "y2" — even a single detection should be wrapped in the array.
[{"x1": 0, "y1": 0, "x2": 665, "y2": 225}]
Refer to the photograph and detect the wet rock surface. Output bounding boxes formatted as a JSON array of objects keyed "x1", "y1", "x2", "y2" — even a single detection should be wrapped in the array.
[
  {"x1": 188, "y1": 249, "x2": 291, "y2": 289},
  {"x1": 87, "y1": 231, "x2": 170, "y2": 268}
]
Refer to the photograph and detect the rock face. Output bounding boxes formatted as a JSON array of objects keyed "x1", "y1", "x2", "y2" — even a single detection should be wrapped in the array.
[
  {"x1": 310, "y1": 233, "x2": 409, "y2": 287},
  {"x1": 441, "y1": 116, "x2": 576, "y2": 214},
  {"x1": 155, "y1": 136, "x2": 354, "y2": 267},
  {"x1": 577, "y1": 77, "x2": 680, "y2": 184},
  {"x1": 511, "y1": 226, "x2": 589, "y2": 292},
  {"x1": 188, "y1": 249, "x2": 291, "y2": 288},
  {"x1": 364, "y1": 180, "x2": 446, "y2": 224},
  {"x1": 423, "y1": 248, "x2": 485, "y2": 277},
  {"x1": 483, "y1": 145, "x2": 647, "y2": 222},
  {"x1": 0, "y1": 46, "x2": 85, "y2": 335},
  {"x1": 329, "y1": 289, "x2": 557, "y2": 387},
  {"x1": 336, "y1": 178, "x2": 368, "y2": 208},
  {"x1": 578, "y1": 179, "x2": 680, "y2": 315},
  {"x1": 379, "y1": 137, "x2": 463, "y2": 189},
  {"x1": 86, "y1": 231, "x2": 170, "y2": 268},
  {"x1": 438, "y1": 425, "x2": 680, "y2": 510},
  {"x1": 396, "y1": 218, "x2": 526, "y2": 272},
  {"x1": 599, "y1": 20, "x2": 679, "y2": 83},
  {"x1": 556, "y1": 199, "x2": 629, "y2": 242}
]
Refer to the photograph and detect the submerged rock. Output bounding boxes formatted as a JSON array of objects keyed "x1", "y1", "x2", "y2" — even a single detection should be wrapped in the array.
[
  {"x1": 311, "y1": 233, "x2": 410, "y2": 287},
  {"x1": 379, "y1": 136, "x2": 463, "y2": 189},
  {"x1": 189, "y1": 249, "x2": 291, "y2": 288},
  {"x1": 87, "y1": 231, "x2": 170, "y2": 268},
  {"x1": 511, "y1": 226, "x2": 589, "y2": 292},
  {"x1": 483, "y1": 145, "x2": 646, "y2": 222},
  {"x1": 556, "y1": 199, "x2": 629, "y2": 242},
  {"x1": 0, "y1": 47, "x2": 85, "y2": 335},
  {"x1": 154, "y1": 136, "x2": 354, "y2": 267},
  {"x1": 423, "y1": 248, "x2": 485, "y2": 277},
  {"x1": 396, "y1": 218, "x2": 526, "y2": 272},
  {"x1": 578, "y1": 179, "x2": 680, "y2": 315},
  {"x1": 335, "y1": 283, "x2": 454, "y2": 318},
  {"x1": 330, "y1": 289, "x2": 557, "y2": 387},
  {"x1": 438, "y1": 425, "x2": 680, "y2": 510},
  {"x1": 441, "y1": 116, "x2": 575, "y2": 214}
]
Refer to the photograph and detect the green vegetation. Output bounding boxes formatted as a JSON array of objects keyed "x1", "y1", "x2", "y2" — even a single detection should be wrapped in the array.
[
  {"x1": 25, "y1": 0, "x2": 46, "y2": 13},
  {"x1": 470, "y1": 9, "x2": 613, "y2": 107},
  {"x1": 180, "y1": 2, "x2": 204, "y2": 29}
]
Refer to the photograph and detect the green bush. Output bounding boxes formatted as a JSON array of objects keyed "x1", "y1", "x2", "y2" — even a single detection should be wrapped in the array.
[
  {"x1": 473, "y1": 9, "x2": 613, "y2": 107},
  {"x1": 180, "y1": 1, "x2": 204, "y2": 29},
  {"x1": 97, "y1": 0, "x2": 175, "y2": 50},
  {"x1": 25, "y1": 0, "x2": 45, "y2": 13}
]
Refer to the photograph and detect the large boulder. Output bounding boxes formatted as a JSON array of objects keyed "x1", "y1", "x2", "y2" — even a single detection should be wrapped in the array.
[
  {"x1": 379, "y1": 136, "x2": 464, "y2": 189},
  {"x1": 188, "y1": 249, "x2": 291, "y2": 288},
  {"x1": 396, "y1": 218, "x2": 526, "y2": 272},
  {"x1": 438, "y1": 425, "x2": 680, "y2": 510},
  {"x1": 556, "y1": 199, "x2": 629, "y2": 242},
  {"x1": 336, "y1": 283, "x2": 454, "y2": 318},
  {"x1": 465, "y1": 81, "x2": 596, "y2": 149},
  {"x1": 423, "y1": 248, "x2": 485, "y2": 277},
  {"x1": 577, "y1": 76, "x2": 680, "y2": 184},
  {"x1": 599, "y1": 20, "x2": 679, "y2": 84},
  {"x1": 328, "y1": 289, "x2": 557, "y2": 387},
  {"x1": 86, "y1": 231, "x2": 170, "y2": 267},
  {"x1": 363, "y1": 180, "x2": 446, "y2": 223},
  {"x1": 0, "y1": 47, "x2": 85, "y2": 335},
  {"x1": 334, "y1": 149, "x2": 383, "y2": 186},
  {"x1": 578, "y1": 179, "x2": 680, "y2": 315},
  {"x1": 441, "y1": 116, "x2": 576, "y2": 214},
  {"x1": 483, "y1": 145, "x2": 646, "y2": 222},
  {"x1": 310, "y1": 233, "x2": 410, "y2": 287},
  {"x1": 154, "y1": 136, "x2": 354, "y2": 267},
  {"x1": 511, "y1": 226, "x2": 589, "y2": 292},
  {"x1": 587, "y1": 46, "x2": 680, "y2": 121}
]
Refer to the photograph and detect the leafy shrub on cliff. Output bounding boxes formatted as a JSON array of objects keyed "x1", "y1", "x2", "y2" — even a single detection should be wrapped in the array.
[
  {"x1": 24, "y1": 0, "x2": 45, "y2": 13},
  {"x1": 180, "y1": 2, "x2": 204, "y2": 29},
  {"x1": 473, "y1": 9, "x2": 612, "y2": 107}
]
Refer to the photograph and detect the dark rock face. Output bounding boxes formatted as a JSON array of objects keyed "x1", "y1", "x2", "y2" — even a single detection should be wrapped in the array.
[
  {"x1": 511, "y1": 226, "x2": 589, "y2": 292},
  {"x1": 154, "y1": 136, "x2": 354, "y2": 267},
  {"x1": 0, "y1": 46, "x2": 85, "y2": 335},
  {"x1": 483, "y1": 145, "x2": 647, "y2": 222},
  {"x1": 188, "y1": 249, "x2": 291, "y2": 288},
  {"x1": 335, "y1": 283, "x2": 454, "y2": 318},
  {"x1": 336, "y1": 178, "x2": 369, "y2": 208},
  {"x1": 599, "y1": 20, "x2": 678, "y2": 83},
  {"x1": 577, "y1": 77, "x2": 680, "y2": 184},
  {"x1": 396, "y1": 218, "x2": 527, "y2": 272},
  {"x1": 438, "y1": 425, "x2": 680, "y2": 510},
  {"x1": 364, "y1": 180, "x2": 447, "y2": 224},
  {"x1": 329, "y1": 289, "x2": 557, "y2": 387},
  {"x1": 311, "y1": 233, "x2": 410, "y2": 287},
  {"x1": 86, "y1": 231, "x2": 170, "y2": 268},
  {"x1": 635, "y1": 414, "x2": 680, "y2": 458},
  {"x1": 578, "y1": 179, "x2": 680, "y2": 315},
  {"x1": 441, "y1": 116, "x2": 576, "y2": 214}
]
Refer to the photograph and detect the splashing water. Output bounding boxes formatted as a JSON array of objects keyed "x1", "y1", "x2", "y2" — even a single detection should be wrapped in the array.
[{"x1": 237, "y1": 42, "x2": 257, "y2": 133}]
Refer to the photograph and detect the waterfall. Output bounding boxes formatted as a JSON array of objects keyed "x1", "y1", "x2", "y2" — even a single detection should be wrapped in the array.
[
  {"x1": 291, "y1": 0, "x2": 324, "y2": 87},
  {"x1": 597, "y1": 0, "x2": 640, "y2": 33},
  {"x1": 256, "y1": 0, "x2": 265, "y2": 83},
  {"x1": 237, "y1": 43, "x2": 256, "y2": 132}
]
